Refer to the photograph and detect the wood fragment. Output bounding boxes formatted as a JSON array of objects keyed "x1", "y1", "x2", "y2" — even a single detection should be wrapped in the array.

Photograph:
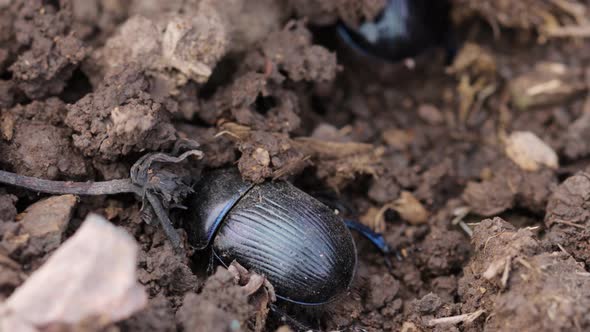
[
  {"x1": 554, "y1": 219, "x2": 586, "y2": 229},
  {"x1": 427, "y1": 309, "x2": 486, "y2": 326}
]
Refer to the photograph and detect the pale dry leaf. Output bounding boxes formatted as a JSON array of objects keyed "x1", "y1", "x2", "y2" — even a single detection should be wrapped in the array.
[
  {"x1": 382, "y1": 128, "x2": 414, "y2": 150},
  {"x1": 483, "y1": 257, "x2": 508, "y2": 280},
  {"x1": 359, "y1": 206, "x2": 386, "y2": 233},
  {"x1": 505, "y1": 131, "x2": 559, "y2": 171},
  {"x1": 401, "y1": 321, "x2": 423, "y2": 332},
  {"x1": 1, "y1": 214, "x2": 147, "y2": 330},
  {"x1": 417, "y1": 104, "x2": 444, "y2": 125},
  {"x1": 392, "y1": 191, "x2": 429, "y2": 225},
  {"x1": 509, "y1": 62, "x2": 586, "y2": 110},
  {"x1": 252, "y1": 147, "x2": 271, "y2": 167}
]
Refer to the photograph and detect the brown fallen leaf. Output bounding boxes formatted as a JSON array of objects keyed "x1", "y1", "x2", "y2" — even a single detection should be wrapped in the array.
[
  {"x1": 0, "y1": 214, "x2": 147, "y2": 331},
  {"x1": 417, "y1": 104, "x2": 444, "y2": 125},
  {"x1": 401, "y1": 321, "x2": 423, "y2": 332},
  {"x1": 381, "y1": 128, "x2": 415, "y2": 150},
  {"x1": 219, "y1": 122, "x2": 375, "y2": 159},
  {"x1": 392, "y1": 191, "x2": 429, "y2": 225},
  {"x1": 219, "y1": 122, "x2": 383, "y2": 189},
  {"x1": 504, "y1": 131, "x2": 559, "y2": 171},
  {"x1": 509, "y1": 62, "x2": 586, "y2": 111},
  {"x1": 359, "y1": 206, "x2": 386, "y2": 233}
]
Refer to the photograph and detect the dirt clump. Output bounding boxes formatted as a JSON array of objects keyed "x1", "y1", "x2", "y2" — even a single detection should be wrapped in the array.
[
  {"x1": 462, "y1": 158, "x2": 557, "y2": 216},
  {"x1": 176, "y1": 267, "x2": 258, "y2": 332},
  {"x1": 326, "y1": 270, "x2": 403, "y2": 331},
  {"x1": 0, "y1": 98, "x2": 90, "y2": 179},
  {"x1": 563, "y1": 110, "x2": 590, "y2": 160},
  {"x1": 90, "y1": 1, "x2": 228, "y2": 92},
  {"x1": 0, "y1": 194, "x2": 17, "y2": 223},
  {"x1": 459, "y1": 217, "x2": 590, "y2": 331},
  {"x1": 65, "y1": 64, "x2": 177, "y2": 161},
  {"x1": 288, "y1": 0, "x2": 386, "y2": 26},
  {"x1": 119, "y1": 294, "x2": 176, "y2": 332},
  {"x1": 247, "y1": 20, "x2": 338, "y2": 83},
  {"x1": 415, "y1": 226, "x2": 470, "y2": 276},
  {"x1": 0, "y1": 195, "x2": 76, "y2": 270},
  {"x1": 0, "y1": 81, "x2": 15, "y2": 109},
  {"x1": 0, "y1": 193, "x2": 22, "y2": 300},
  {"x1": 8, "y1": 0, "x2": 87, "y2": 99},
  {"x1": 544, "y1": 169, "x2": 590, "y2": 266},
  {"x1": 138, "y1": 236, "x2": 199, "y2": 299}
]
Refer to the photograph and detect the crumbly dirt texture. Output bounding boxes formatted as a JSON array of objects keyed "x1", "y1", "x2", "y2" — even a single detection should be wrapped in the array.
[{"x1": 2, "y1": 0, "x2": 590, "y2": 331}]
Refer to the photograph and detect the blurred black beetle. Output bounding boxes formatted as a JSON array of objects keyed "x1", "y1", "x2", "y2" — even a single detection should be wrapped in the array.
[{"x1": 337, "y1": 0, "x2": 455, "y2": 63}]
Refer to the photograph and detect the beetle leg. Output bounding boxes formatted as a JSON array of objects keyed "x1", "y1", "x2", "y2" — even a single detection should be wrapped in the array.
[
  {"x1": 344, "y1": 219, "x2": 401, "y2": 275},
  {"x1": 207, "y1": 250, "x2": 217, "y2": 275},
  {"x1": 344, "y1": 219, "x2": 392, "y2": 254}
]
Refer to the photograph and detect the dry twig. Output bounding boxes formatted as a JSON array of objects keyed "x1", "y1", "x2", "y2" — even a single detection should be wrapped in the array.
[
  {"x1": 427, "y1": 309, "x2": 486, "y2": 326},
  {"x1": 0, "y1": 145, "x2": 203, "y2": 255}
]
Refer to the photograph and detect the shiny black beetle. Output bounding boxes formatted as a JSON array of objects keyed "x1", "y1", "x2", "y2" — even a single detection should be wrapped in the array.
[
  {"x1": 337, "y1": 0, "x2": 454, "y2": 62},
  {"x1": 184, "y1": 169, "x2": 389, "y2": 305},
  {"x1": 0, "y1": 153, "x2": 389, "y2": 306}
]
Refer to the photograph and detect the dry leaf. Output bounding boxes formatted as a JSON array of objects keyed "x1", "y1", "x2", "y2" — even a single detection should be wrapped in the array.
[
  {"x1": 392, "y1": 191, "x2": 429, "y2": 225},
  {"x1": 219, "y1": 121, "x2": 376, "y2": 159},
  {"x1": 219, "y1": 122, "x2": 383, "y2": 189},
  {"x1": 382, "y1": 128, "x2": 415, "y2": 150},
  {"x1": 509, "y1": 62, "x2": 586, "y2": 111},
  {"x1": 505, "y1": 131, "x2": 558, "y2": 171},
  {"x1": 418, "y1": 104, "x2": 444, "y2": 125},
  {"x1": 252, "y1": 147, "x2": 270, "y2": 167},
  {"x1": 0, "y1": 214, "x2": 147, "y2": 330},
  {"x1": 359, "y1": 206, "x2": 386, "y2": 233},
  {"x1": 401, "y1": 321, "x2": 423, "y2": 332}
]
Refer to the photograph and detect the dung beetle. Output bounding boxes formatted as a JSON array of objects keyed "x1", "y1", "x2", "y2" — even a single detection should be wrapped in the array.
[
  {"x1": 337, "y1": 0, "x2": 454, "y2": 63},
  {"x1": 184, "y1": 168, "x2": 390, "y2": 305}
]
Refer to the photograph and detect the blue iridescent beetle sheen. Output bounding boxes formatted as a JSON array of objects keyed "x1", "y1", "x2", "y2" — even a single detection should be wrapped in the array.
[
  {"x1": 184, "y1": 169, "x2": 391, "y2": 306},
  {"x1": 337, "y1": 0, "x2": 454, "y2": 62}
]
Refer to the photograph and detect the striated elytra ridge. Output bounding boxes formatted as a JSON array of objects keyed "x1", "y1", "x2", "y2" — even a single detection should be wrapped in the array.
[
  {"x1": 185, "y1": 169, "x2": 357, "y2": 305},
  {"x1": 185, "y1": 169, "x2": 255, "y2": 250}
]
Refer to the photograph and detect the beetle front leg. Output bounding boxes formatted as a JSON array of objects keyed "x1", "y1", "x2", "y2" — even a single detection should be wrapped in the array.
[
  {"x1": 344, "y1": 219, "x2": 392, "y2": 254},
  {"x1": 344, "y1": 219, "x2": 401, "y2": 274}
]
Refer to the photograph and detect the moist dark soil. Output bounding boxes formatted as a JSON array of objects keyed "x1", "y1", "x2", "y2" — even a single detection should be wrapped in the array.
[{"x1": 1, "y1": 0, "x2": 590, "y2": 331}]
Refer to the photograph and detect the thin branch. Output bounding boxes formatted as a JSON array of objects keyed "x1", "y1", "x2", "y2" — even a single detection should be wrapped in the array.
[
  {"x1": 0, "y1": 170, "x2": 141, "y2": 196},
  {"x1": 0, "y1": 147, "x2": 201, "y2": 256},
  {"x1": 501, "y1": 256, "x2": 512, "y2": 289},
  {"x1": 546, "y1": 25, "x2": 590, "y2": 38},
  {"x1": 554, "y1": 219, "x2": 586, "y2": 229},
  {"x1": 427, "y1": 309, "x2": 486, "y2": 326}
]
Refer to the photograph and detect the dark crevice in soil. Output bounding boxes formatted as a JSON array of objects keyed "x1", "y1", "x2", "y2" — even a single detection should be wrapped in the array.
[{"x1": 59, "y1": 68, "x2": 93, "y2": 104}]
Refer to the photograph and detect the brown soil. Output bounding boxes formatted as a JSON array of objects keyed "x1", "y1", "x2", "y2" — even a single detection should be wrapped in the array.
[{"x1": 2, "y1": 0, "x2": 590, "y2": 331}]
